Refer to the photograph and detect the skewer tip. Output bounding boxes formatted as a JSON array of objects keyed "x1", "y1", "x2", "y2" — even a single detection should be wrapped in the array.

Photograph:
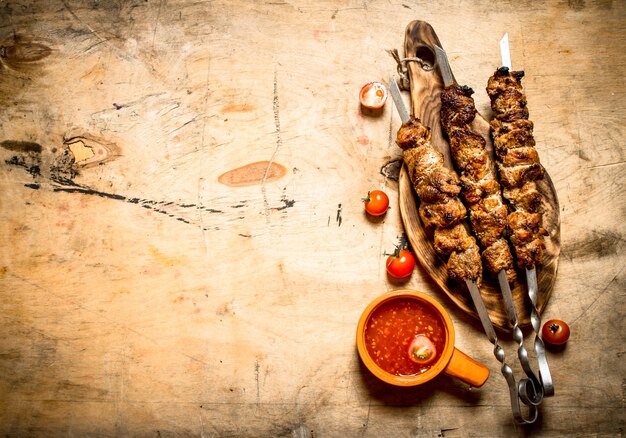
[{"x1": 499, "y1": 33, "x2": 512, "y2": 70}]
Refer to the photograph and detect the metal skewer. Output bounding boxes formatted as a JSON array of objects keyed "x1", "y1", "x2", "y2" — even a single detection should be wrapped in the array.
[
  {"x1": 390, "y1": 78, "x2": 539, "y2": 423},
  {"x1": 499, "y1": 34, "x2": 554, "y2": 398}
]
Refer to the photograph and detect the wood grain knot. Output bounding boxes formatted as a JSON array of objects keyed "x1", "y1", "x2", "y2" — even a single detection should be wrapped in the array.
[
  {"x1": 63, "y1": 135, "x2": 120, "y2": 169},
  {"x1": 0, "y1": 37, "x2": 51, "y2": 65},
  {"x1": 218, "y1": 161, "x2": 287, "y2": 187},
  {"x1": 220, "y1": 103, "x2": 256, "y2": 113}
]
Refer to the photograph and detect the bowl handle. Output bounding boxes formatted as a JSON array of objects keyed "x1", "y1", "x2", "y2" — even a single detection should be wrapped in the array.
[{"x1": 443, "y1": 348, "x2": 490, "y2": 387}]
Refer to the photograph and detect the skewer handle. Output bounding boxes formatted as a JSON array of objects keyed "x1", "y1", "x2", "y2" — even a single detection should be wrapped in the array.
[
  {"x1": 527, "y1": 268, "x2": 555, "y2": 396},
  {"x1": 465, "y1": 280, "x2": 539, "y2": 424},
  {"x1": 498, "y1": 270, "x2": 544, "y2": 405}
]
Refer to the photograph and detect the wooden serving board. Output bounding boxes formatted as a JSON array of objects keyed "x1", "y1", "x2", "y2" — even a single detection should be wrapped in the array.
[{"x1": 398, "y1": 21, "x2": 561, "y2": 331}]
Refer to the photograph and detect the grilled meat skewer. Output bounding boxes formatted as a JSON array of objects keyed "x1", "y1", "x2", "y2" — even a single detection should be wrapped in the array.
[
  {"x1": 396, "y1": 116, "x2": 482, "y2": 284},
  {"x1": 440, "y1": 84, "x2": 516, "y2": 280},
  {"x1": 486, "y1": 67, "x2": 547, "y2": 270},
  {"x1": 487, "y1": 56, "x2": 553, "y2": 400}
]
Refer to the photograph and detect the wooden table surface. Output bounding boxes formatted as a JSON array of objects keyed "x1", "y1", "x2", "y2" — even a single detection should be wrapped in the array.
[{"x1": 1, "y1": 1, "x2": 624, "y2": 436}]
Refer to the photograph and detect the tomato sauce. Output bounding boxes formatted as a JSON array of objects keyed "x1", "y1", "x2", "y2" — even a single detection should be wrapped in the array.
[{"x1": 364, "y1": 298, "x2": 447, "y2": 376}]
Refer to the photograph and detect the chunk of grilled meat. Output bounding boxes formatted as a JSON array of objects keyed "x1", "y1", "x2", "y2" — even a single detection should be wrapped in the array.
[
  {"x1": 419, "y1": 197, "x2": 467, "y2": 231},
  {"x1": 397, "y1": 116, "x2": 482, "y2": 284},
  {"x1": 440, "y1": 84, "x2": 515, "y2": 279},
  {"x1": 487, "y1": 67, "x2": 546, "y2": 269},
  {"x1": 433, "y1": 223, "x2": 473, "y2": 255},
  {"x1": 502, "y1": 181, "x2": 542, "y2": 213},
  {"x1": 447, "y1": 242, "x2": 482, "y2": 282},
  {"x1": 482, "y1": 238, "x2": 516, "y2": 275}
]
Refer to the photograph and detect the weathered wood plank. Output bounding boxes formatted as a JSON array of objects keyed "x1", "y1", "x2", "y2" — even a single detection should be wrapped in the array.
[{"x1": 0, "y1": 0, "x2": 624, "y2": 436}]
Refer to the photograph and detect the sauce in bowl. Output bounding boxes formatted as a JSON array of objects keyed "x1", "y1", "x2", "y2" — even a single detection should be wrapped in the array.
[{"x1": 364, "y1": 297, "x2": 447, "y2": 376}]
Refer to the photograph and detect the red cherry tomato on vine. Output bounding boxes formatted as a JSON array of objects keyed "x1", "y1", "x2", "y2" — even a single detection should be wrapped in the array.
[
  {"x1": 407, "y1": 334, "x2": 437, "y2": 365},
  {"x1": 363, "y1": 190, "x2": 389, "y2": 216},
  {"x1": 541, "y1": 319, "x2": 570, "y2": 345},
  {"x1": 386, "y1": 249, "x2": 415, "y2": 279}
]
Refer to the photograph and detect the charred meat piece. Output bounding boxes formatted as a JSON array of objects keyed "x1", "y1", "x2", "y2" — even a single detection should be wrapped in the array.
[
  {"x1": 403, "y1": 146, "x2": 444, "y2": 186},
  {"x1": 460, "y1": 178, "x2": 501, "y2": 205},
  {"x1": 486, "y1": 67, "x2": 525, "y2": 96},
  {"x1": 448, "y1": 128, "x2": 490, "y2": 181},
  {"x1": 447, "y1": 243, "x2": 482, "y2": 282},
  {"x1": 396, "y1": 118, "x2": 432, "y2": 150},
  {"x1": 482, "y1": 238, "x2": 516, "y2": 280},
  {"x1": 487, "y1": 67, "x2": 547, "y2": 269},
  {"x1": 493, "y1": 127, "x2": 536, "y2": 157},
  {"x1": 419, "y1": 197, "x2": 467, "y2": 231},
  {"x1": 514, "y1": 239, "x2": 546, "y2": 270},
  {"x1": 503, "y1": 182, "x2": 542, "y2": 213},
  {"x1": 397, "y1": 116, "x2": 482, "y2": 283},
  {"x1": 413, "y1": 167, "x2": 462, "y2": 204},
  {"x1": 440, "y1": 84, "x2": 477, "y2": 127},
  {"x1": 490, "y1": 118, "x2": 534, "y2": 139},
  {"x1": 490, "y1": 89, "x2": 529, "y2": 120},
  {"x1": 434, "y1": 223, "x2": 474, "y2": 256},
  {"x1": 469, "y1": 200, "x2": 508, "y2": 248},
  {"x1": 508, "y1": 211, "x2": 547, "y2": 246},
  {"x1": 497, "y1": 162, "x2": 544, "y2": 188},
  {"x1": 500, "y1": 147, "x2": 540, "y2": 167},
  {"x1": 440, "y1": 84, "x2": 515, "y2": 277}
]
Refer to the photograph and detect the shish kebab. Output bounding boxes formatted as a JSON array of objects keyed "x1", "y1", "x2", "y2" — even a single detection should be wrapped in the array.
[
  {"x1": 486, "y1": 34, "x2": 554, "y2": 397},
  {"x1": 390, "y1": 78, "x2": 540, "y2": 424}
]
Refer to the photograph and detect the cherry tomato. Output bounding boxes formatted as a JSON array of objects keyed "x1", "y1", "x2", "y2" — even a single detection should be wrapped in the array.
[
  {"x1": 386, "y1": 249, "x2": 415, "y2": 279},
  {"x1": 407, "y1": 334, "x2": 437, "y2": 365},
  {"x1": 359, "y1": 82, "x2": 387, "y2": 109},
  {"x1": 363, "y1": 190, "x2": 389, "y2": 216},
  {"x1": 542, "y1": 319, "x2": 570, "y2": 345}
]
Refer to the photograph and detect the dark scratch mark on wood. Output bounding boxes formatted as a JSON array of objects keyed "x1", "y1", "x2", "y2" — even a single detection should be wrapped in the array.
[
  {"x1": 5, "y1": 155, "x2": 40, "y2": 177},
  {"x1": 168, "y1": 116, "x2": 199, "y2": 134},
  {"x1": 590, "y1": 160, "x2": 625, "y2": 170},
  {"x1": 1, "y1": 140, "x2": 42, "y2": 153},
  {"x1": 336, "y1": 203, "x2": 342, "y2": 226},
  {"x1": 61, "y1": 0, "x2": 106, "y2": 45},
  {"x1": 201, "y1": 207, "x2": 223, "y2": 213},
  {"x1": 151, "y1": 0, "x2": 164, "y2": 50},
  {"x1": 569, "y1": 266, "x2": 624, "y2": 326},
  {"x1": 272, "y1": 197, "x2": 295, "y2": 211},
  {"x1": 261, "y1": 67, "x2": 284, "y2": 225},
  {"x1": 254, "y1": 359, "x2": 261, "y2": 408},
  {"x1": 84, "y1": 37, "x2": 115, "y2": 53},
  {"x1": 53, "y1": 186, "x2": 127, "y2": 201},
  {"x1": 360, "y1": 400, "x2": 371, "y2": 438}
]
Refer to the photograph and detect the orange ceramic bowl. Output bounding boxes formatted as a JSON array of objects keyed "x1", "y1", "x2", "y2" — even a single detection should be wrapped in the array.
[{"x1": 356, "y1": 289, "x2": 489, "y2": 387}]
